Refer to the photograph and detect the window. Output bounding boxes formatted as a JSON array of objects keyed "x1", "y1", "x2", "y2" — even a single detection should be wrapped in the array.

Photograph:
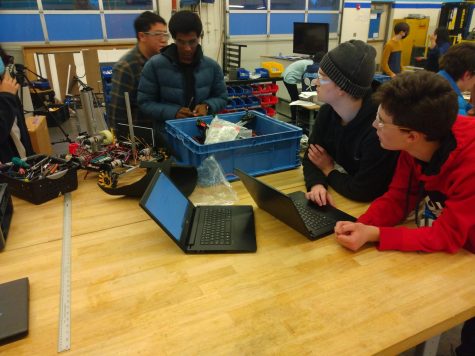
[
  {"x1": 0, "y1": 0, "x2": 38, "y2": 10},
  {"x1": 308, "y1": 0, "x2": 339, "y2": 11},
  {"x1": 228, "y1": 0, "x2": 342, "y2": 36},
  {"x1": 102, "y1": 0, "x2": 153, "y2": 10},
  {"x1": 42, "y1": 0, "x2": 99, "y2": 10},
  {"x1": 229, "y1": 0, "x2": 267, "y2": 11},
  {"x1": 271, "y1": 0, "x2": 305, "y2": 11}
]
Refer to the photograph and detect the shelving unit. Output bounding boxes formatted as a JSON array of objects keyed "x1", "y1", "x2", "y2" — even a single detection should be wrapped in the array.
[{"x1": 223, "y1": 77, "x2": 282, "y2": 117}]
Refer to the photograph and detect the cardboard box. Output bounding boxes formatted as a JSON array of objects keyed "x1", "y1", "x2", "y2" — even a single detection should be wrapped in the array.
[{"x1": 26, "y1": 115, "x2": 53, "y2": 155}]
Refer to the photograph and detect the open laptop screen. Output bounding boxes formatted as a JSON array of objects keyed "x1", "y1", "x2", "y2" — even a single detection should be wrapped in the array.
[{"x1": 143, "y1": 173, "x2": 190, "y2": 241}]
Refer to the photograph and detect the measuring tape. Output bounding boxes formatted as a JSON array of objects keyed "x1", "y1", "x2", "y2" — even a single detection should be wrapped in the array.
[{"x1": 58, "y1": 192, "x2": 72, "y2": 352}]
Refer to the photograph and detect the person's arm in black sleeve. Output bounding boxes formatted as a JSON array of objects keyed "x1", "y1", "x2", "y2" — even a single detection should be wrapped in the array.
[
  {"x1": 424, "y1": 47, "x2": 439, "y2": 72},
  {"x1": 326, "y1": 131, "x2": 399, "y2": 202},
  {"x1": 0, "y1": 92, "x2": 18, "y2": 142},
  {"x1": 302, "y1": 106, "x2": 329, "y2": 191}
]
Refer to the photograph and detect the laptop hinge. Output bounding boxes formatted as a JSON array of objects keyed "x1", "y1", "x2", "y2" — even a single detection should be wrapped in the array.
[{"x1": 186, "y1": 207, "x2": 198, "y2": 247}]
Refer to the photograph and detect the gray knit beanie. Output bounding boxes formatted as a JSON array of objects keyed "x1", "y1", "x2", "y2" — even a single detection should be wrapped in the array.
[{"x1": 319, "y1": 40, "x2": 376, "y2": 98}]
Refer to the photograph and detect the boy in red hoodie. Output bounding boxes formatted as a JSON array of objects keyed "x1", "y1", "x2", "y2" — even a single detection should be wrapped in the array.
[{"x1": 334, "y1": 70, "x2": 475, "y2": 356}]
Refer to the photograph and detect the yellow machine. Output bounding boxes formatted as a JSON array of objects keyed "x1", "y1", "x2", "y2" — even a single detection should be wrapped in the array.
[{"x1": 393, "y1": 17, "x2": 430, "y2": 67}]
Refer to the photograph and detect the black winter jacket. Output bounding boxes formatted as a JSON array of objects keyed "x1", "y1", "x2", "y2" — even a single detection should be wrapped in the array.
[{"x1": 0, "y1": 92, "x2": 34, "y2": 163}]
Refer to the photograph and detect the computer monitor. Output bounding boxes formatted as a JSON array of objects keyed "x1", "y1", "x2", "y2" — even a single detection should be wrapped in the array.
[{"x1": 293, "y1": 22, "x2": 329, "y2": 56}]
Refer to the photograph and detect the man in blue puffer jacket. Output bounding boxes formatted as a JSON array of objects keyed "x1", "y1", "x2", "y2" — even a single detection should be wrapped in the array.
[{"x1": 138, "y1": 10, "x2": 227, "y2": 136}]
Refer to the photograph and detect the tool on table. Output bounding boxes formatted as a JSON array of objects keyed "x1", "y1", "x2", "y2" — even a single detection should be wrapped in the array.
[{"x1": 58, "y1": 192, "x2": 72, "y2": 352}]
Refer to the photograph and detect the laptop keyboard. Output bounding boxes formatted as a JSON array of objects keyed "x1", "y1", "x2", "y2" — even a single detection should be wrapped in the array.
[
  {"x1": 293, "y1": 200, "x2": 335, "y2": 233},
  {"x1": 199, "y1": 208, "x2": 232, "y2": 245}
]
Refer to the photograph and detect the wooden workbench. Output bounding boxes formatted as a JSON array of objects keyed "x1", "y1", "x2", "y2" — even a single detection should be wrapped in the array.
[{"x1": 1, "y1": 168, "x2": 474, "y2": 355}]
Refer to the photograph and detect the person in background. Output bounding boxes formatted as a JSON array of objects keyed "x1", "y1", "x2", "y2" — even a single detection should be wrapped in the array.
[
  {"x1": 302, "y1": 40, "x2": 399, "y2": 205},
  {"x1": 0, "y1": 58, "x2": 34, "y2": 163},
  {"x1": 108, "y1": 11, "x2": 168, "y2": 130},
  {"x1": 333, "y1": 70, "x2": 475, "y2": 356},
  {"x1": 381, "y1": 22, "x2": 410, "y2": 77},
  {"x1": 282, "y1": 51, "x2": 325, "y2": 124},
  {"x1": 138, "y1": 10, "x2": 227, "y2": 135},
  {"x1": 424, "y1": 27, "x2": 451, "y2": 72},
  {"x1": 438, "y1": 42, "x2": 475, "y2": 116}
]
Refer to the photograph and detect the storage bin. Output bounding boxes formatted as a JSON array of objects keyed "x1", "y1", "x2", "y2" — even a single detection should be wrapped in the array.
[
  {"x1": 232, "y1": 98, "x2": 245, "y2": 109},
  {"x1": 225, "y1": 99, "x2": 235, "y2": 110},
  {"x1": 251, "y1": 84, "x2": 264, "y2": 95},
  {"x1": 259, "y1": 95, "x2": 278, "y2": 106},
  {"x1": 233, "y1": 86, "x2": 244, "y2": 96},
  {"x1": 254, "y1": 67, "x2": 269, "y2": 78},
  {"x1": 30, "y1": 88, "x2": 55, "y2": 110},
  {"x1": 34, "y1": 104, "x2": 70, "y2": 128},
  {"x1": 248, "y1": 96, "x2": 260, "y2": 107},
  {"x1": 266, "y1": 83, "x2": 279, "y2": 94},
  {"x1": 243, "y1": 96, "x2": 260, "y2": 108},
  {"x1": 241, "y1": 85, "x2": 253, "y2": 95},
  {"x1": 0, "y1": 155, "x2": 79, "y2": 205},
  {"x1": 261, "y1": 61, "x2": 284, "y2": 78},
  {"x1": 260, "y1": 84, "x2": 271, "y2": 94},
  {"x1": 237, "y1": 68, "x2": 250, "y2": 80},
  {"x1": 265, "y1": 107, "x2": 276, "y2": 117},
  {"x1": 165, "y1": 111, "x2": 302, "y2": 179},
  {"x1": 226, "y1": 86, "x2": 235, "y2": 96}
]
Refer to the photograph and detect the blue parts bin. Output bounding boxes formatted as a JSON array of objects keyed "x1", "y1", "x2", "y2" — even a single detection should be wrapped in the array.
[
  {"x1": 237, "y1": 68, "x2": 250, "y2": 79},
  {"x1": 254, "y1": 68, "x2": 269, "y2": 78},
  {"x1": 165, "y1": 111, "x2": 302, "y2": 179}
]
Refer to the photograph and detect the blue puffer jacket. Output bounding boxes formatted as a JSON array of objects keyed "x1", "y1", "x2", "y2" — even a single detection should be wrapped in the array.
[{"x1": 138, "y1": 44, "x2": 227, "y2": 127}]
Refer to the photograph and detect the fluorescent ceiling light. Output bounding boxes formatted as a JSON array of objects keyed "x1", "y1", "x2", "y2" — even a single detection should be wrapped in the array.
[{"x1": 229, "y1": 5, "x2": 245, "y2": 8}]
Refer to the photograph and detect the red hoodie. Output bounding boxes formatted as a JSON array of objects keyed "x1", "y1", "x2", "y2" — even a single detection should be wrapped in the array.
[{"x1": 358, "y1": 115, "x2": 475, "y2": 253}]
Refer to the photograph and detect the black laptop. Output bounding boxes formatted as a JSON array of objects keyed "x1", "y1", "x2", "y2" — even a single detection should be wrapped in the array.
[
  {"x1": 0, "y1": 278, "x2": 29, "y2": 346},
  {"x1": 140, "y1": 170, "x2": 256, "y2": 253},
  {"x1": 235, "y1": 169, "x2": 356, "y2": 240}
]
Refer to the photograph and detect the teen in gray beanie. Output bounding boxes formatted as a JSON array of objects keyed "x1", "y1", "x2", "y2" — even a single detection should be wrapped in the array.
[
  {"x1": 319, "y1": 40, "x2": 376, "y2": 98},
  {"x1": 302, "y1": 40, "x2": 398, "y2": 206}
]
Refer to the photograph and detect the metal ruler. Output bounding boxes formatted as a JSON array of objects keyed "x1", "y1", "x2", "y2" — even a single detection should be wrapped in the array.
[{"x1": 58, "y1": 192, "x2": 72, "y2": 352}]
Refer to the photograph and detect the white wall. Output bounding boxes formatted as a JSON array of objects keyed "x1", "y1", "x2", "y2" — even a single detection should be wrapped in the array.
[
  {"x1": 158, "y1": 0, "x2": 225, "y2": 64},
  {"x1": 340, "y1": 1, "x2": 372, "y2": 42}
]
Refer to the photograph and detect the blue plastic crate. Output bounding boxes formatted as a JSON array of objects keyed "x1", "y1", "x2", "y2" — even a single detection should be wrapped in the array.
[{"x1": 165, "y1": 111, "x2": 303, "y2": 179}]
